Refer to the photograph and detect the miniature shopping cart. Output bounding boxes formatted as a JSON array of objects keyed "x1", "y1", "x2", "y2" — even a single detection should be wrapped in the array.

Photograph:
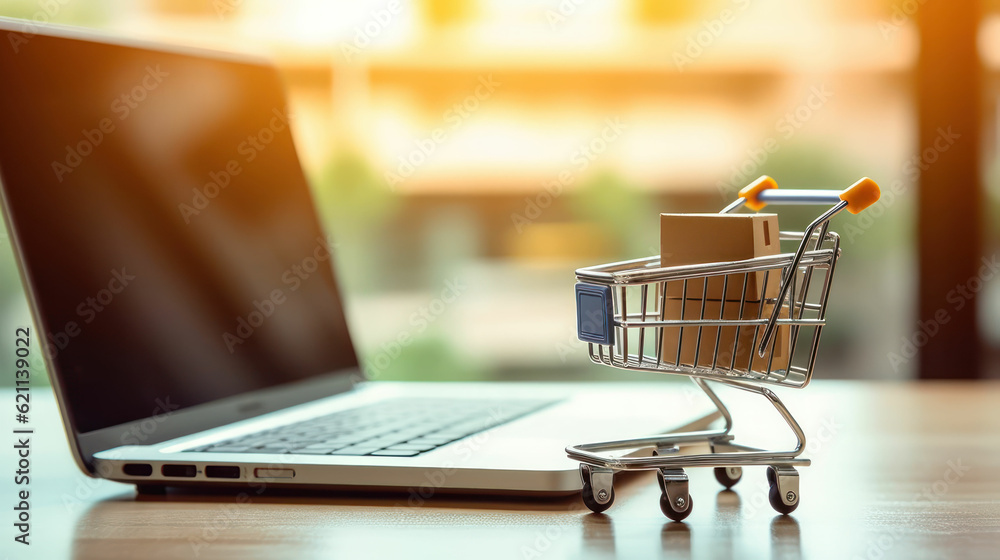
[{"x1": 568, "y1": 176, "x2": 881, "y2": 520}]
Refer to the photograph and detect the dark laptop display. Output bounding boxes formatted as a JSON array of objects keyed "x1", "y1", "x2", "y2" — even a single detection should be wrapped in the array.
[{"x1": 0, "y1": 30, "x2": 358, "y2": 434}]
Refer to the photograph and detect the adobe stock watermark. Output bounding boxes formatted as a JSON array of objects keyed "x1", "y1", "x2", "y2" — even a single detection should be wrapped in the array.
[
  {"x1": 45, "y1": 267, "x2": 137, "y2": 359},
  {"x1": 888, "y1": 253, "x2": 999, "y2": 372},
  {"x1": 360, "y1": 277, "x2": 467, "y2": 381},
  {"x1": 186, "y1": 438, "x2": 303, "y2": 555},
  {"x1": 6, "y1": 0, "x2": 73, "y2": 53},
  {"x1": 555, "y1": 323, "x2": 597, "y2": 365},
  {"x1": 842, "y1": 126, "x2": 960, "y2": 245},
  {"x1": 340, "y1": 1, "x2": 403, "y2": 62},
  {"x1": 401, "y1": 406, "x2": 505, "y2": 507},
  {"x1": 554, "y1": 272, "x2": 618, "y2": 364},
  {"x1": 384, "y1": 75, "x2": 501, "y2": 190},
  {"x1": 518, "y1": 495, "x2": 608, "y2": 558},
  {"x1": 716, "y1": 84, "x2": 834, "y2": 201},
  {"x1": 222, "y1": 234, "x2": 338, "y2": 353},
  {"x1": 738, "y1": 415, "x2": 841, "y2": 520},
  {"x1": 213, "y1": 0, "x2": 244, "y2": 19},
  {"x1": 51, "y1": 65, "x2": 169, "y2": 183},
  {"x1": 673, "y1": 0, "x2": 752, "y2": 72},
  {"x1": 510, "y1": 117, "x2": 627, "y2": 233},
  {"x1": 878, "y1": 0, "x2": 929, "y2": 42},
  {"x1": 545, "y1": 0, "x2": 592, "y2": 30},
  {"x1": 188, "y1": 457, "x2": 299, "y2": 556},
  {"x1": 852, "y1": 458, "x2": 970, "y2": 560},
  {"x1": 178, "y1": 107, "x2": 291, "y2": 223},
  {"x1": 61, "y1": 396, "x2": 180, "y2": 514}
]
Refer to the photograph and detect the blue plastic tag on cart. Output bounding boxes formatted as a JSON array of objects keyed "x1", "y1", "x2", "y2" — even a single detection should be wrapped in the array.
[{"x1": 575, "y1": 283, "x2": 614, "y2": 346}]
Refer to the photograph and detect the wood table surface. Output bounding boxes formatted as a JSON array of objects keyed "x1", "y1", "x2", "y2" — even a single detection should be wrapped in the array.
[{"x1": 4, "y1": 381, "x2": 1000, "y2": 560}]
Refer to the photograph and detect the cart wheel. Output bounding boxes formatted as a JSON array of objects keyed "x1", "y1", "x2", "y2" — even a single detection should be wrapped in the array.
[
  {"x1": 714, "y1": 467, "x2": 743, "y2": 489},
  {"x1": 768, "y1": 484, "x2": 798, "y2": 515},
  {"x1": 581, "y1": 481, "x2": 614, "y2": 513},
  {"x1": 766, "y1": 466, "x2": 799, "y2": 515},
  {"x1": 659, "y1": 492, "x2": 693, "y2": 522}
]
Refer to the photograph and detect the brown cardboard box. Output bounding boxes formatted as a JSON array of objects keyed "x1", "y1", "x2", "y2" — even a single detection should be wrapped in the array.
[
  {"x1": 660, "y1": 298, "x2": 790, "y2": 373},
  {"x1": 661, "y1": 213, "x2": 781, "y2": 301}
]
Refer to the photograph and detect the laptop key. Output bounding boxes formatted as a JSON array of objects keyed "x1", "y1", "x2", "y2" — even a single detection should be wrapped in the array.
[
  {"x1": 362, "y1": 436, "x2": 409, "y2": 448},
  {"x1": 322, "y1": 437, "x2": 364, "y2": 445},
  {"x1": 408, "y1": 436, "x2": 459, "y2": 445},
  {"x1": 428, "y1": 430, "x2": 474, "y2": 439},
  {"x1": 390, "y1": 429, "x2": 433, "y2": 440},
  {"x1": 304, "y1": 443, "x2": 342, "y2": 450},
  {"x1": 260, "y1": 443, "x2": 297, "y2": 450},
  {"x1": 207, "y1": 445, "x2": 251, "y2": 452},
  {"x1": 370, "y1": 450, "x2": 421, "y2": 457},
  {"x1": 329, "y1": 445, "x2": 383, "y2": 456},
  {"x1": 385, "y1": 443, "x2": 437, "y2": 452},
  {"x1": 290, "y1": 449, "x2": 335, "y2": 455}
]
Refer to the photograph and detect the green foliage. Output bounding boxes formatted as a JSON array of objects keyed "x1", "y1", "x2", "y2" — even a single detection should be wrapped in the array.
[
  {"x1": 567, "y1": 170, "x2": 657, "y2": 258},
  {"x1": 0, "y1": 1, "x2": 110, "y2": 26},
  {"x1": 309, "y1": 152, "x2": 401, "y2": 292},
  {"x1": 310, "y1": 151, "x2": 399, "y2": 233},
  {"x1": 364, "y1": 333, "x2": 487, "y2": 382}
]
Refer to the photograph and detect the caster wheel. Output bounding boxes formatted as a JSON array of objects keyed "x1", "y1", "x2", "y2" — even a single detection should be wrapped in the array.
[
  {"x1": 659, "y1": 492, "x2": 693, "y2": 522},
  {"x1": 714, "y1": 467, "x2": 742, "y2": 489},
  {"x1": 768, "y1": 484, "x2": 798, "y2": 515},
  {"x1": 582, "y1": 481, "x2": 614, "y2": 513},
  {"x1": 766, "y1": 466, "x2": 799, "y2": 515}
]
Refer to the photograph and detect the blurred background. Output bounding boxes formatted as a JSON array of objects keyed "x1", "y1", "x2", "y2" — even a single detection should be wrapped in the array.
[{"x1": 1, "y1": 0, "x2": 998, "y2": 386}]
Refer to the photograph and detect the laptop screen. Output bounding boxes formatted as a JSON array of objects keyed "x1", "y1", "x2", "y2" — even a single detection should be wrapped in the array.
[{"x1": 0, "y1": 28, "x2": 358, "y2": 434}]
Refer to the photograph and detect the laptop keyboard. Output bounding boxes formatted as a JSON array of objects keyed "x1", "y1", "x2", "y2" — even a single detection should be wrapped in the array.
[{"x1": 187, "y1": 398, "x2": 556, "y2": 457}]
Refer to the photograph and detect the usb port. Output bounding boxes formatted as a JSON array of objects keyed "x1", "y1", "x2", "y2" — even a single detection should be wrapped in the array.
[
  {"x1": 161, "y1": 464, "x2": 197, "y2": 477},
  {"x1": 205, "y1": 466, "x2": 241, "y2": 479},
  {"x1": 122, "y1": 463, "x2": 153, "y2": 476}
]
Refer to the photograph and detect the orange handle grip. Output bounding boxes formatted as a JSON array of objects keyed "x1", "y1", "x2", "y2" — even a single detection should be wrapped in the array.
[
  {"x1": 839, "y1": 177, "x2": 881, "y2": 214},
  {"x1": 737, "y1": 175, "x2": 778, "y2": 211}
]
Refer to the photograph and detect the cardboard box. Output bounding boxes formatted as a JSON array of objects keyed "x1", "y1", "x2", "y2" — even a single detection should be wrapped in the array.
[
  {"x1": 660, "y1": 298, "x2": 790, "y2": 373},
  {"x1": 661, "y1": 213, "x2": 781, "y2": 301}
]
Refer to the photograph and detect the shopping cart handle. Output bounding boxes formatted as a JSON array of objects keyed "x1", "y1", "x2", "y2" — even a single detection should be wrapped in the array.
[
  {"x1": 737, "y1": 176, "x2": 778, "y2": 211},
  {"x1": 838, "y1": 177, "x2": 881, "y2": 214},
  {"x1": 742, "y1": 177, "x2": 881, "y2": 213}
]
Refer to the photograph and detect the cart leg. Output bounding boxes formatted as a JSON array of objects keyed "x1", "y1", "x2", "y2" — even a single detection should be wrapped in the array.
[
  {"x1": 653, "y1": 445, "x2": 680, "y2": 494},
  {"x1": 580, "y1": 464, "x2": 615, "y2": 513},
  {"x1": 766, "y1": 466, "x2": 800, "y2": 515},
  {"x1": 692, "y1": 378, "x2": 734, "y2": 437},
  {"x1": 658, "y1": 468, "x2": 693, "y2": 522}
]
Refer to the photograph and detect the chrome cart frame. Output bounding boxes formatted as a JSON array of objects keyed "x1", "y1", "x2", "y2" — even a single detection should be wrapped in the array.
[{"x1": 568, "y1": 177, "x2": 880, "y2": 520}]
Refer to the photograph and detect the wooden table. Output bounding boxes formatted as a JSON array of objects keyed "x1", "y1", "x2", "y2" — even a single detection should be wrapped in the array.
[{"x1": 5, "y1": 381, "x2": 1000, "y2": 559}]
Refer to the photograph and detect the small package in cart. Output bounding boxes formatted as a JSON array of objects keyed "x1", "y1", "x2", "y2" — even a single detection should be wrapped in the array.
[{"x1": 659, "y1": 212, "x2": 790, "y2": 371}]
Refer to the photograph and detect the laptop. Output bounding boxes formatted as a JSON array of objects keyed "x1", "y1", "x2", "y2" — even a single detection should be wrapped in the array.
[{"x1": 0, "y1": 18, "x2": 714, "y2": 496}]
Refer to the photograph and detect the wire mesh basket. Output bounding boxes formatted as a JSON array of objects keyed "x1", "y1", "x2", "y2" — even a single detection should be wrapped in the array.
[{"x1": 567, "y1": 176, "x2": 881, "y2": 520}]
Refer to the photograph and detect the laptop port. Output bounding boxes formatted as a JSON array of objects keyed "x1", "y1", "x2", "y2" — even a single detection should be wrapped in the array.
[
  {"x1": 122, "y1": 463, "x2": 153, "y2": 476},
  {"x1": 205, "y1": 466, "x2": 241, "y2": 479},
  {"x1": 161, "y1": 464, "x2": 197, "y2": 477},
  {"x1": 254, "y1": 468, "x2": 295, "y2": 479}
]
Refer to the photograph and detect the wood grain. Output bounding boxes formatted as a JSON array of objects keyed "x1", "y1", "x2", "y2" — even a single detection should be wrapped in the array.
[{"x1": 9, "y1": 382, "x2": 1000, "y2": 560}]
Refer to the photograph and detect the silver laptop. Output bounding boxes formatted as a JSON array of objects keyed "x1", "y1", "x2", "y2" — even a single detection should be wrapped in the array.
[{"x1": 0, "y1": 18, "x2": 714, "y2": 496}]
